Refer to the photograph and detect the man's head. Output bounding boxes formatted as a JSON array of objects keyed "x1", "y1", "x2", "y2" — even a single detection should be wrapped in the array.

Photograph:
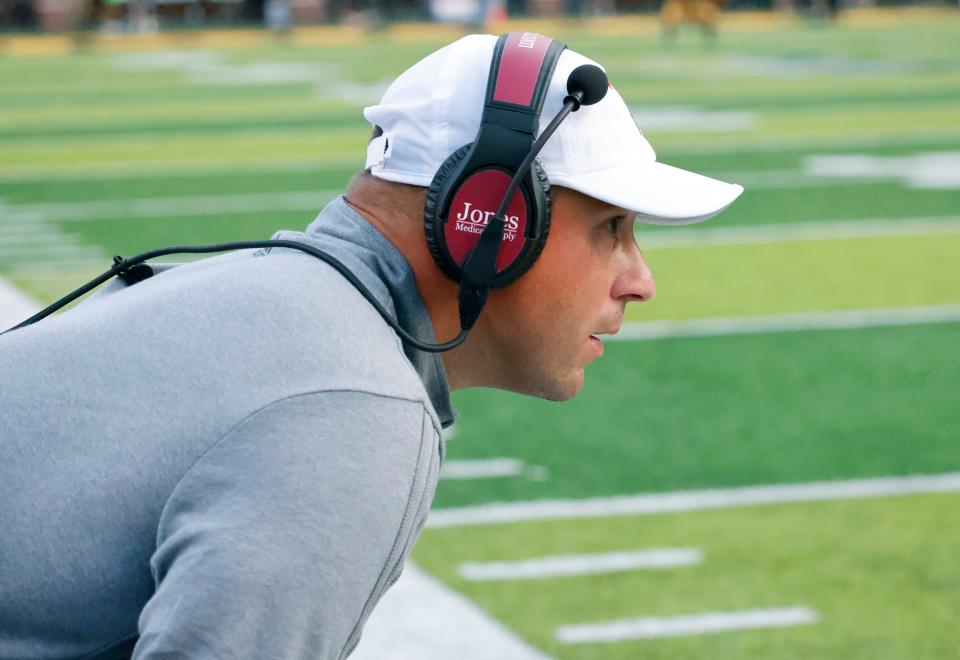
[
  {"x1": 348, "y1": 33, "x2": 742, "y2": 399},
  {"x1": 347, "y1": 174, "x2": 651, "y2": 401}
]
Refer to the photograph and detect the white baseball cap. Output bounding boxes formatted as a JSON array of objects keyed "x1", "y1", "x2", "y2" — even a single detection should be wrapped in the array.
[{"x1": 364, "y1": 34, "x2": 743, "y2": 225}]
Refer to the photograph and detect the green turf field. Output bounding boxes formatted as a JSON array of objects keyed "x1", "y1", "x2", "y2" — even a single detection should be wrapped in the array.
[
  {"x1": 416, "y1": 492, "x2": 960, "y2": 659},
  {"x1": 2, "y1": 11, "x2": 959, "y2": 658}
]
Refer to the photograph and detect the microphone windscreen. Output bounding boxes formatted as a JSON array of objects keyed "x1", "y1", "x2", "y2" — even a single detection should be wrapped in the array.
[{"x1": 566, "y1": 64, "x2": 609, "y2": 106}]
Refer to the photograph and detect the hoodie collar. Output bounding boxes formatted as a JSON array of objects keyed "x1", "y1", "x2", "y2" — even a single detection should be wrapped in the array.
[{"x1": 272, "y1": 196, "x2": 456, "y2": 429}]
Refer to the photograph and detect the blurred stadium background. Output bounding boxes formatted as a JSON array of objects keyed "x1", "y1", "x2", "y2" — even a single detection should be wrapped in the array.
[{"x1": 2, "y1": 2, "x2": 959, "y2": 659}]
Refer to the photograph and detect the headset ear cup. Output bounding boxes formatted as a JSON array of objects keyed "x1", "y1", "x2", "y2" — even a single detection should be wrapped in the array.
[
  {"x1": 424, "y1": 144, "x2": 474, "y2": 283},
  {"x1": 425, "y1": 146, "x2": 553, "y2": 288}
]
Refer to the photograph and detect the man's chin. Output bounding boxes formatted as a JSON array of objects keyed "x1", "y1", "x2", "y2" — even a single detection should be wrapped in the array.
[
  {"x1": 539, "y1": 368, "x2": 585, "y2": 402},
  {"x1": 494, "y1": 357, "x2": 586, "y2": 401}
]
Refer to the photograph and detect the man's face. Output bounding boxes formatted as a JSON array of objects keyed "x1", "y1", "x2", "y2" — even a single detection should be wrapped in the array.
[{"x1": 477, "y1": 186, "x2": 657, "y2": 400}]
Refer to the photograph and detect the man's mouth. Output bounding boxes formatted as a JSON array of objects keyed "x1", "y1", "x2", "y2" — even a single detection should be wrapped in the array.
[
  {"x1": 588, "y1": 335, "x2": 603, "y2": 352},
  {"x1": 592, "y1": 323, "x2": 622, "y2": 338},
  {"x1": 588, "y1": 323, "x2": 621, "y2": 356}
]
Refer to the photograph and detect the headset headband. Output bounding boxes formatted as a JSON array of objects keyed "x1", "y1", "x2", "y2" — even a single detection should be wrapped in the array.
[{"x1": 480, "y1": 33, "x2": 566, "y2": 150}]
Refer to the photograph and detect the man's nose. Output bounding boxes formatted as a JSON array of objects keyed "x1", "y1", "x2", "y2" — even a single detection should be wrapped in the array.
[{"x1": 612, "y1": 245, "x2": 656, "y2": 303}]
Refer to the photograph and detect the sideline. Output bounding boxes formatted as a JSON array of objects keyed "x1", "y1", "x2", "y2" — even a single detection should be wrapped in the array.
[{"x1": 352, "y1": 563, "x2": 552, "y2": 660}]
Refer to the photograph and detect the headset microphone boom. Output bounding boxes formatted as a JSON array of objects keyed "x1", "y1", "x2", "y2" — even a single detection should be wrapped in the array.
[{"x1": 457, "y1": 63, "x2": 609, "y2": 336}]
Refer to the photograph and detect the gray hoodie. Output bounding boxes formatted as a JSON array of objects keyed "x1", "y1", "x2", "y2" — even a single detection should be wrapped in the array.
[{"x1": 0, "y1": 196, "x2": 455, "y2": 659}]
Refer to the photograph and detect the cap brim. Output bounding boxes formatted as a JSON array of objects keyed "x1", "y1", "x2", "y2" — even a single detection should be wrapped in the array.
[{"x1": 549, "y1": 161, "x2": 744, "y2": 225}]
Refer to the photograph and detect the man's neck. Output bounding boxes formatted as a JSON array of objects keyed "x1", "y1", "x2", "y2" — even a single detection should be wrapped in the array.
[{"x1": 342, "y1": 192, "x2": 476, "y2": 391}]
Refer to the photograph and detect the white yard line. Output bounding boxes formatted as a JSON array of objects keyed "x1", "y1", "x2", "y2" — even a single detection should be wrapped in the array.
[
  {"x1": 0, "y1": 243, "x2": 104, "y2": 260},
  {"x1": 0, "y1": 216, "x2": 107, "y2": 303},
  {"x1": 708, "y1": 169, "x2": 891, "y2": 190},
  {"x1": 459, "y1": 549, "x2": 703, "y2": 582},
  {"x1": 663, "y1": 133, "x2": 960, "y2": 156},
  {"x1": 426, "y1": 472, "x2": 960, "y2": 528},
  {"x1": 0, "y1": 217, "x2": 105, "y2": 268},
  {"x1": 352, "y1": 562, "x2": 553, "y2": 660},
  {"x1": 441, "y1": 458, "x2": 550, "y2": 482},
  {"x1": 0, "y1": 220, "x2": 56, "y2": 235},
  {"x1": 3, "y1": 190, "x2": 342, "y2": 223},
  {"x1": 612, "y1": 305, "x2": 960, "y2": 342},
  {"x1": 804, "y1": 152, "x2": 960, "y2": 190},
  {"x1": 440, "y1": 458, "x2": 549, "y2": 481},
  {"x1": 0, "y1": 158, "x2": 359, "y2": 183},
  {"x1": 637, "y1": 216, "x2": 960, "y2": 249},
  {"x1": 555, "y1": 606, "x2": 820, "y2": 643},
  {"x1": 6, "y1": 260, "x2": 113, "y2": 274},
  {"x1": 0, "y1": 230, "x2": 88, "y2": 245},
  {"x1": 442, "y1": 458, "x2": 527, "y2": 480}
]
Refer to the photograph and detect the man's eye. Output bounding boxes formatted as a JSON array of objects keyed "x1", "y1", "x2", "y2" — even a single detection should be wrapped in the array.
[{"x1": 606, "y1": 216, "x2": 623, "y2": 236}]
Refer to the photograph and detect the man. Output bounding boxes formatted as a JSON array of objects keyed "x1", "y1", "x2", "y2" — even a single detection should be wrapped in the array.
[{"x1": 0, "y1": 34, "x2": 741, "y2": 658}]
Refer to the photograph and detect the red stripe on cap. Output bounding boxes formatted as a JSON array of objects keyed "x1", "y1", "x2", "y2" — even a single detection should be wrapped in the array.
[{"x1": 492, "y1": 33, "x2": 553, "y2": 107}]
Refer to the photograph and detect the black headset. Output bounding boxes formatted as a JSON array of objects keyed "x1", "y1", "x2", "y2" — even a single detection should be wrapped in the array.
[
  {"x1": 424, "y1": 32, "x2": 564, "y2": 290},
  {"x1": 1, "y1": 33, "x2": 608, "y2": 353}
]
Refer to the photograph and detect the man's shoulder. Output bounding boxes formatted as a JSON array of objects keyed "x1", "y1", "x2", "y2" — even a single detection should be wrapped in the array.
[
  {"x1": 229, "y1": 249, "x2": 429, "y2": 400},
  {"x1": 66, "y1": 244, "x2": 431, "y2": 408},
  {"x1": 88, "y1": 244, "x2": 395, "y2": 343}
]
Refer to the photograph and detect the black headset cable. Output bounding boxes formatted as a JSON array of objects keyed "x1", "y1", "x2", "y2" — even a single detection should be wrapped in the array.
[{"x1": 0, "y1": 240, "x2": 469, "y2": 353}]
